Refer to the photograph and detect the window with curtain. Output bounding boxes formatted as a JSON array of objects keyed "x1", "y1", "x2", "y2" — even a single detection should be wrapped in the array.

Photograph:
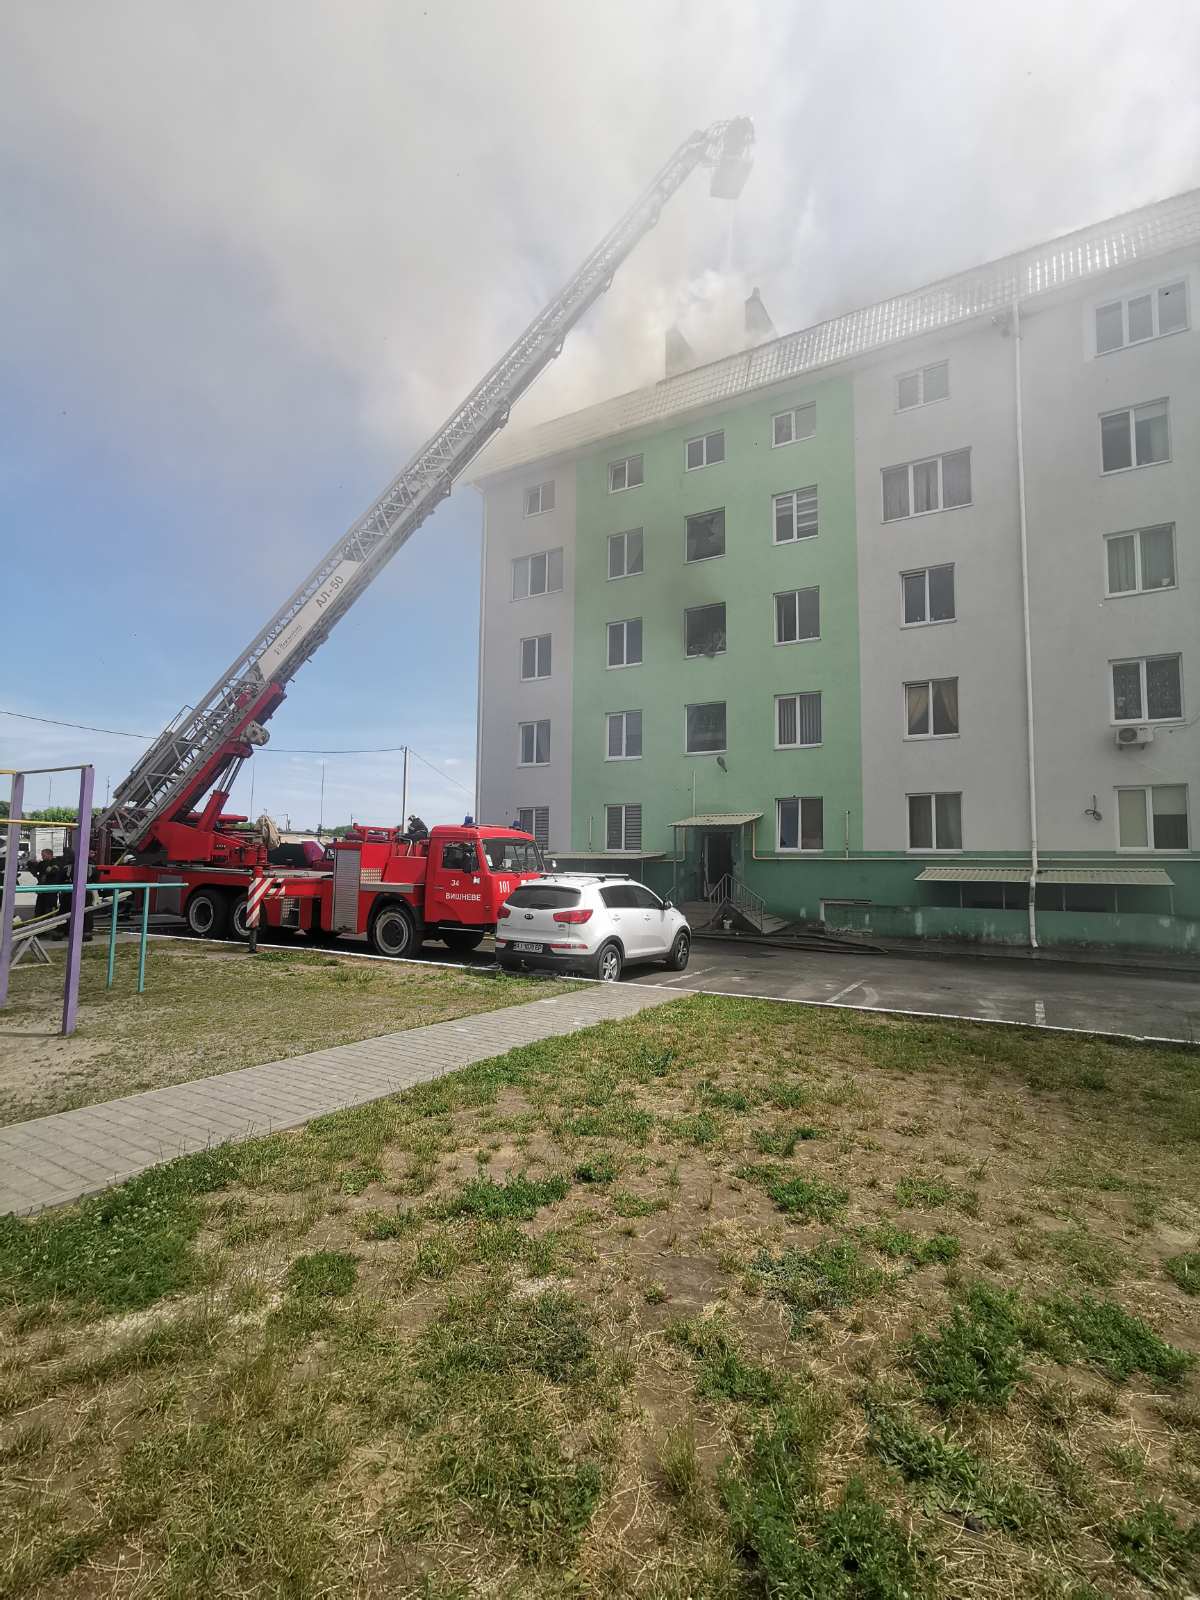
[
  {"x1": 605, "y1": 803, "x2": 642, "y2": 851},
  {"x1": 518, "y1": 720, "x2": 550, "y2": 765},
  {"x1": 777, "y1": 796, "x2": 823, "y2": 851},
  {"x1": 605, "y1": 710, "x2": 642, "y2": 759},
  {"x1": 685, "y1": 702, "x2": 727, "y2": 754},
  {"x1": 776, "y1": 692, "x2": 822, "y2": 748},
  {"x1": 908, "y1": 792, "x2": 962, "y2": 850},
  {"x1": 512, "y1": 548, "x2": 564, "y2": 600},
  {"x1": 1111, "y1": 655, "x2": 1181, "y2": 721},
  {"x1": 1118, "y1": 786, "x2": 1189, "y2": 850},
  {"x1": 1101, "y1": 401, "x2": 1170, "y2": 472},
  {"x1": 882, "y1": 451, "x2": 971, "y2": 520},
  {"x1": 905, "y1": 678, "x2": 959, "y2": 737},
  {"x1": 520, "y1": 635, "x2": 551, "y2": 679},
  {"x1": 1107, "y1": 525, "x2": 1176, "y2": 594},
  {"x1": 516, "y1": 807, "x2": 550, "y2": 849},
  {"x1": 773, "y1": 486, "x2": 819, "y2": 543}
]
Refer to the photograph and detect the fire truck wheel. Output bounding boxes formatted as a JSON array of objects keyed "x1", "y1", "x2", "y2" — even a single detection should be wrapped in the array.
[
  {"x1": 230, "y1": 895, "x2": 253, "y2": 941},
  {"x1": 442, "y1": 930, "x2": 485, "y2": 953},
  {"x1": 185, "y1": 889, "x2": 229, "y2": 939},
  {"x1": 369, "y1": 902, "x2": 416, "y2": 958}
]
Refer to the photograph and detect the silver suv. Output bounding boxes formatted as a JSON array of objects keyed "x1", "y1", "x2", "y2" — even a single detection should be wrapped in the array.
[{"x1": 495, "y1": 874, "x2": 691, "y2": 982}]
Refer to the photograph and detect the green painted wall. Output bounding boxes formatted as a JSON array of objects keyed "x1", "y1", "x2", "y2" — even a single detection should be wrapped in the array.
[{"x1": 569, "y1": 377, "x2": 861, "y2": 868}]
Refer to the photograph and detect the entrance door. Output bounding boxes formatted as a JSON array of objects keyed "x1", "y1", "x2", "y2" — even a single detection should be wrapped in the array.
[{"x1": 702, "y1": 830, "x2": 734, "y2": 894}]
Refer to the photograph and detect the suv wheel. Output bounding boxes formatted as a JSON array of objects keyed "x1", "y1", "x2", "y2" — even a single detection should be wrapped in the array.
[
  {"x1": 666, "y1": 930, "x2": 690, "y2": 971},
  {"x1": 594, "y1": 941, "x2": 623, "y2": 983}
]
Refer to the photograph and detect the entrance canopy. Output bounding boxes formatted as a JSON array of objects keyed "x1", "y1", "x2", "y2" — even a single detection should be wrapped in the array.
[
  {"x1": 915, "y1": 866, "x2": 1174, "y2": 887},
  {"x1": 671, "y1": 812, "x2": 762, "y2": 828}
]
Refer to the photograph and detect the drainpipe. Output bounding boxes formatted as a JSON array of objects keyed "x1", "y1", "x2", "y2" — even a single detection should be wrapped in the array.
[{"x1": 1012, "y1": 300, "x2": 1040, "y2": 949}]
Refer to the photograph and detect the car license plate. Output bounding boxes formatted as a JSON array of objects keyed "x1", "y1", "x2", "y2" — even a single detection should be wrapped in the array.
[{"x1": 512, "y1": 941, "x2": 544, "y2": 954}]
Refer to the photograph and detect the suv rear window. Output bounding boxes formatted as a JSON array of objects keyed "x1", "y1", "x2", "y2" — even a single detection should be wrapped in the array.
[{"x1": 506, "y1": 885, "x2": 581, "y2": 909}]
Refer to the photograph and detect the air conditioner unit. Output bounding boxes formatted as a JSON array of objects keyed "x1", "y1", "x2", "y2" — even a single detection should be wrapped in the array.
[{"x1": 1114, "y1": 724, "x2": 1154, "y2": 748}]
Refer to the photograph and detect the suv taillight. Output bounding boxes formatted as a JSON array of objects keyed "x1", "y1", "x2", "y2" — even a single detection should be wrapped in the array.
[
  {"x1": 497, "y1": 905, "x2": 511, "y2": 919},
  {"x1": 552, "y1": 907, "x2": 593, "y2": 924}
]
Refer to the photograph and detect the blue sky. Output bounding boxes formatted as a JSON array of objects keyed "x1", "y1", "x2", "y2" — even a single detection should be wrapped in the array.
[{"x1": 3, "y1": 1, "x2": 1198, "y2": 830}]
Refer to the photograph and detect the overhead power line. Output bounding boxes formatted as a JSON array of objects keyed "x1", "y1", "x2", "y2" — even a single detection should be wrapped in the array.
[{"x1": 0, "y1": 709, "x2": 472, "y2": 793}]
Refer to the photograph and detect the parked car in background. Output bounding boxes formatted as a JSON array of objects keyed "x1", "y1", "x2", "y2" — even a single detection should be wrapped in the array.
[{"x1": 495, "y1": 874, "x2": 690, "y2": 982}]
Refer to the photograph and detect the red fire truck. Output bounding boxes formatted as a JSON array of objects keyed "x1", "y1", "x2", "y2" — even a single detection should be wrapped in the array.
[
  {"x1": 93, "y1": 122, "x2": 754, "y2": 949},
  {"x1": 103, "y1": 822, "x2": 545, "y2": 957}
]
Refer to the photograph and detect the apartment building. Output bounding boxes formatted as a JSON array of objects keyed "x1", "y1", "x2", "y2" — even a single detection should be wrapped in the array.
[{"x1": 471, "y1": 189, "x2": 1200, "y2": 954}]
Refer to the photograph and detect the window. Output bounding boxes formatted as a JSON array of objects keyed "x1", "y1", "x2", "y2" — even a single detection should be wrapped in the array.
[
  {"x1": 519, "y1": 634, "x2": 551, "y2": 680},
  {"x1": 686, "y1": 430, "x2": 725, "y2": 470},
  {"x1": 605, "y1": 803, "x2": 642, "y2": 851},
  {"x1": 1100, "y1": 401, "x2": 1170, "y2": 472},
  {"x1": 685, "y1": 602, "x2": 726, "y2": 657},
  {"x1": 772, "y1": 404, "x2": 816, "y2": 446},
  {"x1": 523, "y1": 480, "x2": 555, "y2": 516},
  {"x1": 882, "y1": 449, "x2": 972, "y2": 520},
  {"x1": 606, "y1": 618, "x2": 643, "y2": 668},
  {"x1": 908, "y1": 792, "x2": 962, "y2": 850},
  {"x1": 775, "y1": 587, "x2": 820, "y2": 644},
  {"x1": 515, "y1": 806, "x2": 550, "y2": 850},
  {"x1": 902, "y1": 564, "x2": 956, "y2": 625},
  {"x1": 1106, "y1": 525, "x2": 1176, "y2": 595},
  {"x1": 608, "y1": 528, "x2": 644, "y2": 580},
  {"x1": 905, "y1": 678, "x2": 959, "y2": 738},
  {"x1": 483, "y1": 837, "x2": 544, "y2": 872},
  {"x1": 441, "y1": 841, "x2": 479, "y2": 872},
  {"x1": 685, "y1": 701, "x2": 727, "y2": 754},
  {"x1": 777, "y1": 796, "x2": 823, "y2": 851},
  {"x1": 1117, "y1": 785, "x2": 1189, "y2": 851},
  {"x1": 685, "y1": 508, "x2": 725, "y2": 562},
  {"x1": 773, "y1": 486, "x2": 818, "y2": 543},
  {"x1": 776, "y1": 691, "x2": 822, "y2": 748},
  {"x1": 896, "y1": 361, "x2": 949, "y2": 410},
  {"x1": 1111, "y1": 655, "x2": 1182, "y2": 722},
  {"x1": 518, "y1": 720, "x2": 550, "y2": 766},
  {"x1": 606, "y1": 710, "x2": 643, "y2": 760},
  {"x1": 608, "y1": 454, "x2": 644, "y2": 493},
  {"x1": 508, "y1": 882, "x2": 575, "y2": 910},
  {"x1": 1096, "y1": 281, "x2": 1189, "y2": 353},
  {"x1": 512, "y1": 547, "x2": 564, "y2": 600}
]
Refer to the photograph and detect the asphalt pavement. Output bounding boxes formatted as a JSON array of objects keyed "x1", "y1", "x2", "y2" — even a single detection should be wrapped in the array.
[{"x1": 622, "y1": 938, "x2": 1200, "y2": 1043}]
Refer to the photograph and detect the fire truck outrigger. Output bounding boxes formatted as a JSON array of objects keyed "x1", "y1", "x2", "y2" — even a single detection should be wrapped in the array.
[{"x1": 95, "y1": 119, "x2": 755, "y2": 957}]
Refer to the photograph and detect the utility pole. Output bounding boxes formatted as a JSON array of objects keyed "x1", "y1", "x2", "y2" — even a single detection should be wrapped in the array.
[{"x1": 400, "y1": 745, "x2": 410, "y2": 825}]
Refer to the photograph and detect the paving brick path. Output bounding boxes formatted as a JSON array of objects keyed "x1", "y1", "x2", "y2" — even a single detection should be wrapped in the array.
[{"x1": 0, "y1": 983, "x2": 676, "y2": 1217}]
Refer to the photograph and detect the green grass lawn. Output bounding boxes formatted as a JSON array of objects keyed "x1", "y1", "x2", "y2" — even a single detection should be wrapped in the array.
[
  {"x1": 0, "y1": 940, "x2": 552, "y2": 1124},
  {"x1": 0, "y1": 996, "x2": 1197, "y2": 1598}
]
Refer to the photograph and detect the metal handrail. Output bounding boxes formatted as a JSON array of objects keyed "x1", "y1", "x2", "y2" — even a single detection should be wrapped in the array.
[{"x1": 704, "y1": 873, "x2": 767, "y2": 926}]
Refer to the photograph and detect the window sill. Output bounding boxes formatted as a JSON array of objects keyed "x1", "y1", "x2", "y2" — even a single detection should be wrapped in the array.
[
  {"x1": 771, "y1": 435, "x2": 817, "y2": 449},
  {"x1": 774, "y1": 636, "x2": 821, "y2": 647},
  {"x1": 776, "y1": 847, "x2": 825, "y2": 855},
  {"x1": 684, "y1": 461, "x2": 724, "y2": 472},
  {"x1": 773, "y1": 532, "x2": 819, "y2": 545},
  {"x1": 774, "y1": 743, "x2": 823, "y2": 752},
  {"x1": 905, "y1": 848, "x2": 964, "y2": 855},
  {"x1": 895, "y1": 394, "x2": 951, "y2": 415},
  {"x1": 900, "y1": 616, "x2": 956, "y2": 629},
  {"x1": 1100, "y1": 459, "x2": 1171, "y2": 477},
  {"x1": 510, "y1": 590, "x2": 563, "y2": 603},
  {"x1": 684, "y1": 750, "x2": 728, "y2": 758},
  {"x1": 607, "y1": 572, "x2": 644, "y2": 582},
  {"x1": 517, "y1": 762, "x2": 550, "y2": 770},
  {"x1": 685, "y1": 651, "x2": 727, "y2": 661},
  {"x1": 519, "y1": 676, "x2": 552, "y2": 684},
  {"x1": 1116, "y1": 847, "x2": 1191, "y2": 855},
  {"x1": 606, "y1": 661, "x2": 642, "y2": 671},
  {"x1": 1111, "y1": 718, "x2": 1185, "y2": 729},
  {"x1": 684, "y1": 552, "x2": 726, "y2": 564},
  {"x1": 903, "y1": 732, "x2": 961, "y2": 742},
  {"x1": 1103, "y1": 585, "x2": 1177, "y2": 600},
  {"x1": 883, "y1": 502, "x2": 973, "y2": 524},
  {"x1": 608, "y1": 483, "x2": 642, "y2": 495},
  {"x1": 1094, "y1": 325, "x2": 1191, "y2": 358},
  {"x1": 604, "y1": 755, "x2": 642, "y2": 762}
]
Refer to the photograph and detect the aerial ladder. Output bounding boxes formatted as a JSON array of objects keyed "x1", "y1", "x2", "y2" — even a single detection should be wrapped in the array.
[{"x1": 97, "y1": 119, "x2": 755, "y2": 866}]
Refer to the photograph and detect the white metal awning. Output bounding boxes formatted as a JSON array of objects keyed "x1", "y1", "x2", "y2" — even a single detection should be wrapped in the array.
[
  {"x1": 916, "y1": 866, "x2": 1173, "y2": 887},
  {"x1": 671, "y1": 812, "x2": 763, "y2": 828},
  {"x1": 915, "y1": 867, "x2": 1028, "y2": 883}
]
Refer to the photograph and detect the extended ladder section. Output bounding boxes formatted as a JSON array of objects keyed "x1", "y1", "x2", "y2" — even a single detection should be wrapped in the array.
[{"x1": 100, "y1": 119, "x2": 754, "y2": 856}]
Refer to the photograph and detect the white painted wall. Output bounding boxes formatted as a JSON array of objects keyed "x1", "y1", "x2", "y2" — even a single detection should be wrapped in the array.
[
  {"x1": 852, "y1": 324, "x2": 1030, "y2": 851},
  {"x1": 1021, "y1": 251, "x2": 1200, "y2": 853},
  {"x1": 476, "y1": 463, "x2": 576, "y2": 847}
]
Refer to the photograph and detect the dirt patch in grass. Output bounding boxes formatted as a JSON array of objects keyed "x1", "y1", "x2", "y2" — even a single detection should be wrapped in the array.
[
  {"x1": 0, "y1": 939, "x2": 565, "y2": 1123},
  {"x1": 0, "y1": 996, "x2": 1197, "y2": 1597}
]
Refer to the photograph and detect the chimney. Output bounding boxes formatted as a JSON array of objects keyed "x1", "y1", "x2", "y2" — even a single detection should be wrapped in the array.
[
  {"x1": 665, "y1": 323, "x2": 697, "y2": 378},
  {"x1": 744, "y1": 287, "x2": 775, "y2": 346}
]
